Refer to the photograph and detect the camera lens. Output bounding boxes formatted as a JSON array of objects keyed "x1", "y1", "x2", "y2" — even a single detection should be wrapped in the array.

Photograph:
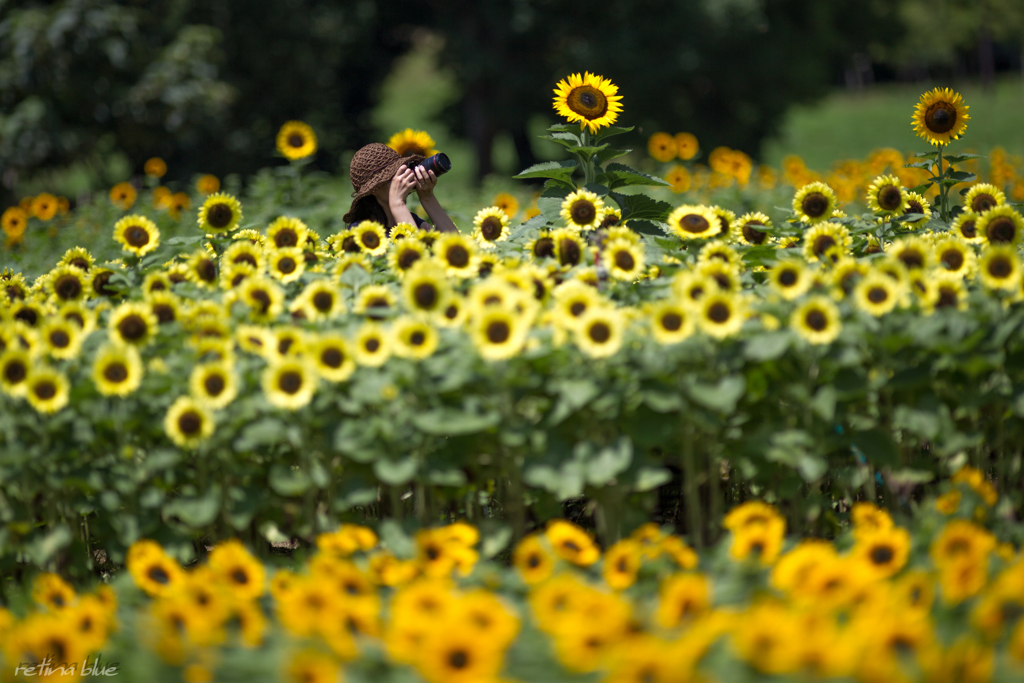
[{"x1": 416, "y1": 153, "x2": 451, "y2": 177}]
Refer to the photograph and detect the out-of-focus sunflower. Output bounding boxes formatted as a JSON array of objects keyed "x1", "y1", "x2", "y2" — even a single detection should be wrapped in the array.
[
  {"x1": 190, "y1": 361, "x2": 238, "y2": 410},
  {"x1": 866, "y1": 175, "x2": 907, "y2": 215},
  {"x1": 354, "y1": 284, "x2": 397, "y2": 319},
  {"x1": 262, "y1": 358, "x2": 317, "y2": 410},
  {"x1": 223, "y1": 240, "x2": 265, "y2": 273},
  {"x1": 933, "y1": 238, "x2": 975, "y2": 279},
  {"x1": 270, "y1": 326, "x2": 306, "y2": 358},
  {"x1": 310, "y1": 334, "x2": 356, "y2": 382},
  {"x1": 188, "y1": 250, "x2": 219, "y2": 288},
  {"x1": 352, "y1": 323, "x2": 392, "y2": 367},
  {"x1": 266, "y1": 216, "x2": 309, "y2": 249},
  {"x1": 164, "y1": 396, "x2": 215, "y2": 448},
  {"x1": 387, "y1": 128, "x2": 437, "y2": 157},
  {"x1": 666, "y1": 204, "x2": 720, "y2": 240},
  {"x1": 546, "y1": 520, "x2": 600, "y2": 566},
  {"x1": 978, "y1": 246, "x2": 1021, "y2": 291},
  {"x1": 472, "y1": 207, "x2": 510, "y2": 246},
  {"x1": 854, "y1": 270, "x2": 902, "y2": 317},
  {"x1": 731, "y1": 212, "x2": 773, "y2": 246},
  {"x1": 25, "y1": 366, "x2": 70, "y2": 414},
  {"x1": 890, "y1": 236, "x2": 933, "y2": 271},
  {"x1": 295, "y1": 279, "x2": 344, "y2": 321},
  {"x1": 2, "y1": 207, "x2": 28, "y2": 238},
  {"x1": 30, "y1": 193, "x2": 58, "y2": 221},
  {"x1": 391, "y1": 316, "x2": 439, "y2": 360},
  {"x1": 144, "y1": 157, "x2": 167, "y2": 178},
  {"x1": 277, "y1": 121, "x2": 318, "y2": 160},
  {"x1": 434, "y1": 233, "x2": 478, "y2": 278},
  {"x1": 197, "y1": 174, "x2": 220, "y2": 195},
  {"x1": 109, "y1": 182, "x2": 137, "y2": 210},
  {"x1": 58, "y1": 247, "x2": 94, "y2": 273},
  {"x1": 93, "y1": 343, "x2": 143, "y2": 397},
  {"x1": 664, "y1": 165, "x2": 691, "y2": 193},
  {"x1": 951, "y1": 211, "x2": 982, "y2": 243},
  {"x1": 964, "y1": 183, "x2": 1005, "y2": 214},
  {"x1": 574, "y1": 306, "x2": 625, "y2": 358},
  {"x1": 604, "y1": 238, "x2": 644, "y2": 281},
  {"x1": 647, "y1": 300, "x2": 694, "y2": 345},
  {"x1": 109, "y1": 301, "x2": 158, "y2": 346},
  {"x1": 58, "y1": 301, "x2": 95, "y2": 334},
  {"x1": 198, "y1": 192, "x2": 243, "y2": 234},
  {"x1": 0, "y1": 348, "x2": 31, "y2": 397},
  {"x1": 552, "y1": 72, "x2": 623, "y2": 134},
  {"x1": 552, "y1": 228, "x2": 586, "y2": 267},
  {"x1": 492, "y1": 192, "x2": 519, "y2": 218},
  {"x1": 113, "y1": 215, "x2": 161, "y2": 257},
  {"x1": 560, "y1": 189, "x2": 604, "y2": 231},
  {"x1": 168, "y1": 192, "x2": 191, "y2": 220},
  {"x1": 470, "y1": 307, "x2": 528, "y2": 361},
  {"x1": 792, "y1": 182, "x2": 837, "y2": 225},
  {"x1": 401, "y1": 262, "x2": 450, "y2": 316},
  {"x1": 39, "y1": 319, "x2": 82, "y2": 360},
  {"x1": 675, "y1": 132, "x2": 699, "y2": 160},
  {"x1": 976, "y1": 205, "x2": 1023, "y2": 246},
  {"x1": 387, "y1": 239, "x2": 428, "y2": 276},
  {"x1": 791, "y1": 296, "x2": 842, "y2": 345},
  {"x1": 912, "y1": 88, "x2": 969, "y2": 145},
  {"x1": 697, "y1": 291, "x2": 746, "y2": 339},
  {"x1": 437, "y1": 294, "x2": 468, "y2": 328},
  {"x1": 146, "y1": 290, "x2": 181, "y2": 325},
  {"x1": 902, "y1": 192, "x2": 932, "y2": 225},
  {"x1": 44, "y1": 264, "x2": 88, "y2": 303},
  {"x1": 153, "y1": 183, "x2": 172, "y2": 207},
  {"x1": 803, "y1": 222, "x2": 851, "y2": 263},
  {"x1": 267, "y1": 247, "x2": 306, "y2": 283},
  {"x1": 647, "y1": 132, "x2": 677, "y2": 163},
  {"x1": 240, "y1": 277, "x2": 285, "y2": 322},
  {"x1": 526, "y1": 230, "x2": 556, "y2": 261}
]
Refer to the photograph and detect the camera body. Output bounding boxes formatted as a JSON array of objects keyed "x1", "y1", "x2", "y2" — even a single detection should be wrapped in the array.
[{"x1": 408, "y1": 152, "x2": 451, "y2": 177}]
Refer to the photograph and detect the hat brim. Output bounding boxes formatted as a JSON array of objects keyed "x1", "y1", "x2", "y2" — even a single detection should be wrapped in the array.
[{"x1": 344, "y1": 154, "x2": 426, "y2": 223}]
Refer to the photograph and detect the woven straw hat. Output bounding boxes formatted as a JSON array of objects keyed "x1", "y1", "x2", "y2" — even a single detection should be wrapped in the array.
[{"x1": 343, "y1": 143, "x2": 424, "y2": 223}]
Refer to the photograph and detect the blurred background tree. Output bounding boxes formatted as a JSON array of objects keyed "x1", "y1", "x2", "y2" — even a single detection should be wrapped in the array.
[{"x1": 1, "y1": 0, "x2": 1022, "y2": 205}]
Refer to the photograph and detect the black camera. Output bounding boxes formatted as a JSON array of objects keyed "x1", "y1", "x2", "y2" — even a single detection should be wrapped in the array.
[{"x1": 408, "y1": 152, "x2": 451, "y2": 177}]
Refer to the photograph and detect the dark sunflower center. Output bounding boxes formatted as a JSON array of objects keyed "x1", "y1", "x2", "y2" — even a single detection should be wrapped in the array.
[
  {"x1": 3, "y1": 361, "x2": 27, "y2": 384},
  {"x1": 55, "y1": 275, "x2": 82, "y2": 300},
  {"x1": 321, "y1": 348, "x2": 343, "y2": 368},
  {"x1": 234, "y1": 253, "x2": 258, "y2": 267},
  {"x1": 870, "y1": 545, "x2": 895, "y2": 565},
  {"x1": 867, "y1": 286, "x2": 889, "y2": 304},
  {"x1": 742, "y1": 222, "x2": 767, "y2": 244},
  {"x1": 414, "y1": 283, "x2": 438, "y2": 309},
  {"x1": 274, "y1": 229, "x2": 298, "y2": 248},
  {"x1": 802, "y1": 192, "x2": 829, "y2": 218},
  {"x1": 204, "y1": 374, "x2": 225, "y2": 396},
  {"x1": 906, "y1": 200, "x2": 924, "y2": 215},
  {"x1": 103, "y1": 363, "x2": 128, "y2": 383},
  {"x1": 277, "y1": 257, "x2": 296, "y2": 274},
  {"x1": 312, "y1": 291, "x2": 334, "y2": 312},
  {"x1": 527, "y1": 553, "x2": 541, "y2": 568},
  {"x1": 6, "y1": 284, "x2": 25, "y2": 300},
  {"x1": 925, "y1": 101, "x2": 957, "y2": 134},
  {"x1": 197, "y1": 260, "x2": 217, "y2": 282},
  {"x1": 342, "y1": 235, "x2": 360, "y2": 253},
  {"x1": 361, "y1": 231, "x2": 380, "y2": 249},
  {"x1": 15, "y1": 307, "x2": 38, "y2": 326},
  {"x1": 708, "y1": 302, "x2": 730, "y2": 323},
  {"x1": 533, "y1": 237, "x2": 555, "y2": 259},
  {"x1": 971, "y1": 194, "x2": 997, "y2": 213},
  {"x1": 986, "y1": 217, "x2": 1016, "y2": 244},
  {"x1": 778, "y1": 269, "x2": 798, "y2": 287},
  {"x1": 178, "y1": 411, "x2": 202, "y2": 435},
  {"x1": 481, "y1": 217, "x2": 503, "y2": 240},
  {"x1": 614, "y1": 250, "x2": 635, "y2": 271},
  {"x1": 568, "y1": 85, "x2": 609, "y2": 119},
  {"x1": 937, "y1": 287, "x2": 958, "y2": 308},
  {"x1": 562, "y1": 540, "x2": 581, "y2": 552},
  {"x1": 33, "y1": 380, "x2": 57, "y2": 400},
  {"x1": 570, "y1": 302, "x2": 587, "y2": 316},
  {"x1": 661, "y1": 312, "x2": 683, "y2": 332},
  {"x1": 448, "y1": 650, "x2": 469, "y2": 670},
  {"x1": 486, "y1": 320, "x2": 510, "y2": 344},
  {"x1": 959, "y1": 219, "x2": 977, "y2": 239},
  {"x1": 898, "y1": 250, "x2": 924, "y2": 270},
  {"x1": 207, "y1": 203, "x2": 234, "y2": 229},
  {"x1": 118, "y1": 315, "x2": 147, "y2": 341},
  {"x1": 250, "y1": 289, "x2": 271, "y2": 312},
  {"x1": 154, "y1": 303, "x2": 177, "y2": 323},
  {"x1": 278, "y1": 370, "x2": 303, "y2": 394},
  {"x1": 600, "y1": 213, "x2": 620, "y2": 229},
  {"x1": 570, "y1": 199, "x2": 597, "y2": 225},
  {"x1": 398, "y1": 248, "x2": 421, "y2": 269},
  {"x1": 288, "y1": 133, "x2": 305, "y2": 148},
  {"x1": 444, "y1": 304, "x2": 459, "y2": 320},
  {"x1": 588, "y1": 321, "x2": 611, "y2": 343},
  {"x1": 66, "y1": 312, "x2": 85, "y2": 327},
  {"x1": 805, "y1": 309, "x2": 828, "y2": 331},
  {"x1": 941, "y1": 249, "x2": 964, "y2": 271},
  {"x1": 679, "y1": 214, "x2": 710, "y2": 234},
  {"x1": 988, "y1": 257, "x2": 1012, "y2": 278},
  {"x1": 446, "y1": 245, "x2": 470, "y2": 268},
  {"x1": 409, "y1": 331, "x2": 426, "y2": 346},
  {"x1": 878, "y1": 186, "x2": 903, "y2": 211},
  {"x1": 278, "y1": 338, "x2": 294, "y2": 355},
  {"x1": 812, "y1": 235, "x2": 836, "y2": 256},
  {"x1": 125, "y1": 226, "x2": 150, "y2": 247},
  {"x1": 49, "y1": 330, "x2": 70, "y2": 348},
  {"x1": 559, "y1": 239, "x2": 581, "y2": 266},
  {"x1": 365, "y1": 338, "x2": 380, "y2": 353},
  {"x1": 232, "y1": 568, "x2": 249, "y2": 585}
]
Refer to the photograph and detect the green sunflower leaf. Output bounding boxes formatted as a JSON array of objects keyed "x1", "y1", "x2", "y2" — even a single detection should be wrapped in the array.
[
  {"x1": 609, "y1": 193, "x2": 673, "y2": 222},
  {"x1": 600, "y1": 163, "x2": 671, "y2": 190},
  {"x1": 513, "y1": 160, "x2": 579, "y2": 183}
]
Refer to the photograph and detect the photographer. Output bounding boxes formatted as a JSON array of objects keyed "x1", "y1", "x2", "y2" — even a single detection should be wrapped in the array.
[{"x1": 342, "y1": 142, "x2": 457, "y2": 234}]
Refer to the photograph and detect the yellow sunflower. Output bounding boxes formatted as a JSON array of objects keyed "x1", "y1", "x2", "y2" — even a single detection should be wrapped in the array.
[
  {"x1": 239, "y1": 277, "x2": 285, "y2": 322},
  {"x1": 109, "y1": 181, "x2": 137, "y2": 210},
  {"x1": 198, "y1": 192, "x2": 243, "y2": 234},
  {"x1": 295, "y1": 279, "x2": 344, "y2": 321},
  {"x1": 866, "y1": 175, "x2": 907, "y2": 215},
  {"x1": 387, "y1": 238, "x2": 428, "y2": 276},
  {"x1": 188, "y1": 249, "x2": 219, "y2": 288},
  {"x1": 262, "y1": 359, "x2": 317, "y2": 410},
  {"x1": 546, "y1": 520, "x2": 600, "y2": 566},
  {"x1": 276, "y1": 121, "x2": 318, "y2": 160},
  {"x1": 164, "y1": 396, "x2": 215, "y2": 448},
  {"x1": 526, "y1": 230, "x2": 556, "y2": 261},
  {"x1": 44, "y1": 264, "x2": 88, "y2": 303},
  {"x1": 964, "y1": 183, "x2": 1006, "y2": 214},
  {"x1": 416, "y1": 623, "x2": 503, "y2": 683},
  {"x1": 472, "y1": 206, "x2": 510, "y2": 246},
  {"x1": 791, "y1": 296, "x2": 842, "y2": 345},
  {"x1": 39, "y1": 318, "x2": 82, "y2": 360},
  {"x1": 189, "y1": 361, "x2": 238, "y2": 410},
  {"x1": 574, "y1": 306, "x2": 625, "y2": 358},
  {"x1": 802, "y1": 222, "x2": 851, "y2": 263},
  {"x1": 355, "y1": 283, "x2": 397, "y2": 318},
  {"x1": 2, "y1": 207, "x2": 28, "y2": 236},
  {"x1": 267, "y1": 247, "x2": 306, "y2": 283},
  {"x1": 266, "y1": 216, "x2": 309, "y2": 249},
  {"x1": 108, "y1": 301, "x2": 159, "y2": 346},
  {"x1": 912, "y1": 87, "x2": 969, "y2": 145},
  {"x1": 387, "y1": 128, "x2": 437, "y2": 157},
  {"x1": 792, "y1": 182, "x2": 837, "y2": 224},
  {"x1": 93, "y1": 343, "x2": 144, "y2": 397},
  {"x1": 854, "y1": 271, "x2": 901, "y2": 316},
  {"x1": 603, "y1": 238, "x2": 645, "y2": 281},
  {"x1": 647, "y1": 300, "x2": 694, "y2": 344},
  {"x1": 391, "y1": 316, "x2": 439, "y2": 360},
  {"x1": 976, "y1": 205, "x2": 1024, "y2": 246},
  {"x1": 698, "y1": 291, "x2": 746, "y2": 339},
  {"x1": 890, "y1": 236, "x2": 933, "y2": 271},
  {"x1": 925, "y1": 272, "x2": 968, "y2": 312},
  {"x1": 114, "y1": 215, "x2": 160, "y2": 256},
  {"x1": 560, "y1": 189, "x2": 604, "y2": 231},
  {"x1": 552, "y1": 72, "x2": 624, "y2": 134},
  {"x1": 434, "y1": 233, "x2": 478, "y2": 278},
  {"x1": 952, "y1": 211, "x2": 983, "y2": 243},
  {"x1": 492, "y1": 192, "x2": 519, "y2": 218},
  {"x1": 902, "y1": 192, "x2": 933, "y2": 225},
  {"x1": 309, "y1": 334, "x2": 356, "y2": 382},
  {"x1": 731, "y1": 212, "x2": 773, "y2": 246},
  {"x1": 470, "y1": 307, "x2": 528, "y2": 361},
  {"x1": 401, "y1": 262, "x2": 451, "y2": 316},
  {"x1": 768, "y1": 259, "x2": 813, "y2": 301},
  {"x1": 25, "y1": 366, "x2": 70, "y2": 414},
  {"x1": 647, "y1": 132, "x2": 677, "y2": 163},
  {"x1": 603, "y1": 539, "x2": 642, "y2": 590},
  {"x1": 664, "y1": 165, "x2": 691, "y2": 193},
  {"x1": 353, "y1": 322, "x2": 392, "y2": 367},
  {"x1": 666, "y1": 204, "x2": 720, "y2": 240},
  {"x1": 978, "y1": 246, "x2": 1021, "y2": 291},
  {"x1": 0, "y1": 349, "x2": 31, "y2": 397},
  {"x1": 655, "y1": 573, "x2": 710, "y2": 628},
  {"x1": 551, "y1": 227, "x2": 586, "y2": 267},
  {"x1": 354, "y1": 220, "x2": 388, "y2": 256},
  {"x1": 59, "y1": 246, "x2": 95, "y2": 272}
]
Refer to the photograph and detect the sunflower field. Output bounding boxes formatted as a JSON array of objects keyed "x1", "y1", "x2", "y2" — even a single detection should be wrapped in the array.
[{"x1": 2, "y1": 73, "x2": 1024, "y2": 681}]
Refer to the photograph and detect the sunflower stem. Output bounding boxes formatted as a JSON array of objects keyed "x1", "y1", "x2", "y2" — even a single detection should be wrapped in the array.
[{"x1": 936, "y1": 144, "x2": 948, "y2": 222}]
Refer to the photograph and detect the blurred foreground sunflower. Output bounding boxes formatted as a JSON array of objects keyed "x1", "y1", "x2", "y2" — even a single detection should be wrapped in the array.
[
  {"x1": 277, "y1": 121, "x2": 318, "y2": 160},
  {"x1": 387, "y1": 128, "x2": 437, "y2": 157}
]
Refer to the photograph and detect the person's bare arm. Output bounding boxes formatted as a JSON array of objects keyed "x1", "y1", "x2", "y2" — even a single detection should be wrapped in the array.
[
  {"x1": 412, "y1": 166, "x2": 458, "y2": 233},
  {"x1": 388, "y1": 165, "x2": 419, "y2": 227}
]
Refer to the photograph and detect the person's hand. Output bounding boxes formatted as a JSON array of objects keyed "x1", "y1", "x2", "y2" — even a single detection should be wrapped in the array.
[
  {"x1": 389, "y1": 165, "x2": 419, "y2": 208},
  {"x1": 412, "y1": 166, "x2": 437, "y2": 200}
]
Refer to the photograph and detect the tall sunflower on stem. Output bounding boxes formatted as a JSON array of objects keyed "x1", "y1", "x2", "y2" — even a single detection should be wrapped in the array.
[{"x1": 908, "y1": 88, "x2": 974, "y2": 222}]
